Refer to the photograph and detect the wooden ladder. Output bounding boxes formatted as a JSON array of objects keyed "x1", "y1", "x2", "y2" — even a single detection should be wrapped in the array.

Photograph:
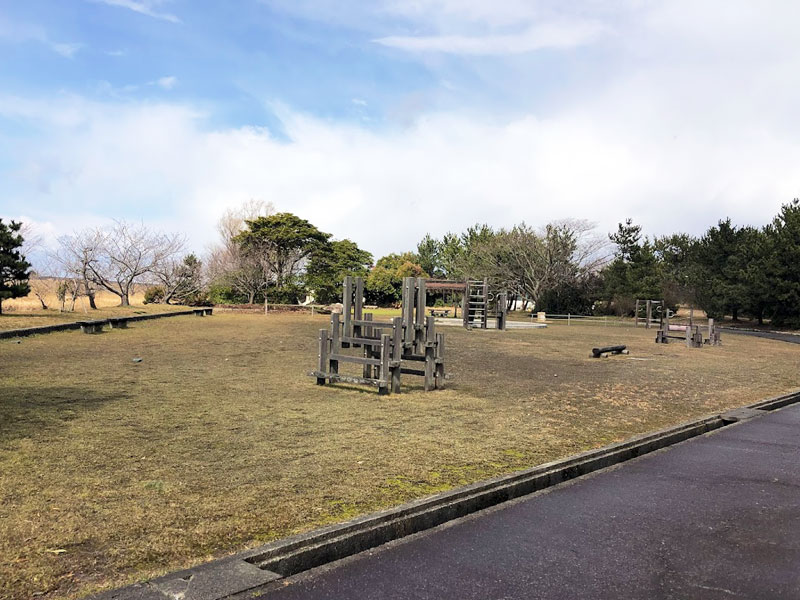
[{"x1": 466, "y1": 279, "x2": 488, "y2": 329}]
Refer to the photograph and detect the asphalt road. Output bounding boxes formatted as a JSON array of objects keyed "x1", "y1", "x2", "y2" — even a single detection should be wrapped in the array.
[
  {"x1": 721, "y1": 327, "x2": 800, "y2": 344},
  {"x1": 254, "y1": 403, "x2": 800, "y2": 600}
]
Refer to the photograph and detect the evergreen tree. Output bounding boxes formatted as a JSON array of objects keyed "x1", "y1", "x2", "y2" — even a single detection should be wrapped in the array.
[
  {"x1": 0, "y1": 219, "x2": 31, "y2": 314},
  {"x1": 764, "y1": 199, "x2": 800, "y2": 327},
  {"x1": 305, "y1": 239, "x2": 373, "y2": 304},
  {"x1": 603, "y1": 219, "x2": 662, "y2": 313}
]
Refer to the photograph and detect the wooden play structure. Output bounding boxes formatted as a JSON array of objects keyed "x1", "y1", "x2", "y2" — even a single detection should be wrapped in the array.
[
  {"x1": 635, "y1": 299, "x2": 663, "y2": 329},
  {"x1": 425, "y1": 279, "x2": 507, "y2": 330},
  {"x1": 655, "y1": 311, "x2": 721, "y2": 347},
  {"x1": 312, "y1": 276, "x2": 445, "y2": 395}
]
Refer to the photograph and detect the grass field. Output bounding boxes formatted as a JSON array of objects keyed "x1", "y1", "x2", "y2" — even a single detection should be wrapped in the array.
[{"x1": 1, "y1": 313, "x2": 798, "y2": 599}]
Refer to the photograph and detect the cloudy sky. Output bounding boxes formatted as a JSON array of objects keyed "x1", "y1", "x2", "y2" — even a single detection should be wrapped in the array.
[{"x1": 1, "y1": 0, "x2": 799, "y2": 259}]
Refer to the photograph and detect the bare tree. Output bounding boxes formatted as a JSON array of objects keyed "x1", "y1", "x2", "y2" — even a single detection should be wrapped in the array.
[
  {"x1": 151, "y1": 253, "x2": 204, "y2": 304},
  {"x1": 84, "y1": 221, "x2": 184, "y2": 306},
  {"x1": 55, "y1": 229, "x2": 106, "y2": 309},
  {"x1": 206, "y1": 200, "x2": 275, "y2": 304}
]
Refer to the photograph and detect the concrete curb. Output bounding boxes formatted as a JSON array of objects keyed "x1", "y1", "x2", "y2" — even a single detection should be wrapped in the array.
[
  {"x1": 92, "y1": 388, "x2": 800, "y2": 600},
  {"x1": 0, "y1": 309, "x2": 210, "y2": 339}
]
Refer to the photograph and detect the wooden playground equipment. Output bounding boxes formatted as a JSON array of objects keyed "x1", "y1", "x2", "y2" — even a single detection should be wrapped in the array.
[
  {"x1": 634, "y1": 299, "x2": 663, "y2": 329},
  {"x1": 655, "y1": 310, "x2": 722, "y2": 348},
  {"x1": 425, "y1": 279, "x2": 508, "y2": 330},
  {"x1": 311, "y1": 276, "x2": 445, "y2": 395}
]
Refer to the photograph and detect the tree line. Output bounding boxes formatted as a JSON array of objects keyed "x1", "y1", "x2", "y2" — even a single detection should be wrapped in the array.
[{"x1": 2, "y1": 199, "x2": 800, "y2": 327}]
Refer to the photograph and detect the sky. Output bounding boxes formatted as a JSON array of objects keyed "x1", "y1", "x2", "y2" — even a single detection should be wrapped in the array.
[{"x1": 1, "y1": 0, "x2": 800, "y2": 261}]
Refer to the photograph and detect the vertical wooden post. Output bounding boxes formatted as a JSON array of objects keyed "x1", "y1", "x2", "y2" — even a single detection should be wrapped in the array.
[
  {"x1": 461, "y1": 281, "x2": 469, "y2": 329},
  {"x1": 402, "y1": 277, "x2": 415, "y2": 349},
  {"x1": 362, "y1": 313, "x2": 372, "y2": 378},
  {"x1": 342, "y1": 276, "x2": 353, "y2": 347},
  {"x1": 379, "y1": 334, "x2": 391, "y2": 395},
  {"x1": 423, "y1": 315, "x2": 435, "y2": 391},
  {"x1": 707, "y1": 318, "x2": 714, "y2": 346},
  {"x1": 317, "y1": 329, "x2": 329, "y2": 385},
  {"x1": 689, "y1": 305, "x2": 694, "y2": 329},
  {"x1": 497, "y1": 292, "x2": 507, "y2": 330},
  {"x1": 635, "y1": 299, "x2": 641, "y2": 327},
  {"x1": 434, "y1": 332, "x2": 445, "y2": 389},
  {"x1": 391, "y1": 316, "x2": 402, "y2": 393},
  {"x1": 482, "y1": 278, "x2": 488, "y2": 329},
  {"x1": 353, "y1": 277, "x2": 364, "y2": 341},
  {"x1": 646, "y1": 300, "x2": 652, "y2": 329},
  {"x1": 330, "y1": 313, "x2": 340, "y2": 377},
  {"x1": 415, "y1": 278, "x2": 427, "y2": 354}
]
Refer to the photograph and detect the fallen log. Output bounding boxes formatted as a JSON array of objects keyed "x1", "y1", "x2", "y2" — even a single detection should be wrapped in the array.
[{"x1": 591, "y1": 345, "x2": 628, "y2": 358}]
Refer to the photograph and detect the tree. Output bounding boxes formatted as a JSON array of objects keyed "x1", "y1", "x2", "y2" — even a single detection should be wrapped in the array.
[
  {"x1": 80, "y1": 221, "x2": 184, "y2": 306},
  {"x1": 603, "y1": 219, "x2": 663, "y2": 314},
  {"x1": 365, "y1": 252, "x2": 427, "y2": 305},
  {"x1": 692, "y1": 219, "x2": 751, "y2": 320},
  {"x1": 152, "y1": 253, "x2": 205, "y2": 304},
  {"x1": 305, "y1": 239, "x2": 372, "y2": 304},
  {"x1": 0, "y1": 219, "x2": 31, "y2": 314},
  {"x1": 763, "y1": 199, "x2": 800, "y2": 327},
  {"x1": 207, "y1": 200, "x2": 275, "y2": 304},
  {"x1": 416, "y1": 234, "x2": 441, "y2": 278},
  {"x1": 235, "y1": 213, "x2": 330, "y2": 308},
  {"x1": 54, "y1": 230, "x2": 104, "y2": 309}
]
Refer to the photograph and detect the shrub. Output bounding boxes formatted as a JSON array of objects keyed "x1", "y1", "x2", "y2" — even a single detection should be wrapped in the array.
[{"x1": 144, "y1": 286, "x2": 165, "y2": 304}]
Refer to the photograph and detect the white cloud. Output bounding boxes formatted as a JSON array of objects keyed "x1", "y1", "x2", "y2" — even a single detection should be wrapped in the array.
[
  {"x1": 375, "y1": 21, "x2": 606, "y2": 55},
  {"x1": 92, "y1": 0, "x2": 181, "y2": 24},
  {"x1": 50, "y1": 42, "x2": 83, "y2": 58},
  {"x1": 154, "y1": 76, "x2": 178, "y2": 90},
  {"x1": 0, "y1": 17, "x2": 83, "y2": 58},
  {"x1": 2, "y1": 89, "x2": 798, "y2": 261}
]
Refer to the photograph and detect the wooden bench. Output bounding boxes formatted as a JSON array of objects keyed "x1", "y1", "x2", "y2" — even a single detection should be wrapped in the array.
[{"x1": 430, "y1": 309, "x2": 451, "y2": 318}]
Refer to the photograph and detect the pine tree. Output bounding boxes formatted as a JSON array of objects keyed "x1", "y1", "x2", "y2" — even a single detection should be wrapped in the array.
[{"x1": 0, "y1": 219, "x2": 32, "y2": 315}]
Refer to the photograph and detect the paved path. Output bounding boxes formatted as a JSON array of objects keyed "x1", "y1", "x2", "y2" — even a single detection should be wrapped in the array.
[
  {"x1": 254, "y1": 404, "x2": 800, "y2": 600},
  {"x1": 721, "y1": 327, "x2": 800, "y2": 345}
]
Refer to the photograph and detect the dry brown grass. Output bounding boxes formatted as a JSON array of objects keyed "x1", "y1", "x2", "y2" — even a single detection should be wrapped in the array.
[
  {"x1": 1, "y1": 314, "x2": 798, "y2": 599},
  {"x1": 0, "y1": 279, "x2": 186, "y2": 330}
]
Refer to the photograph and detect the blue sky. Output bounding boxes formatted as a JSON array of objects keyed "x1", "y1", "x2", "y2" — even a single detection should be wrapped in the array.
[{"x1": 2, "y1": 1, "x2": 800, "y2": 260}]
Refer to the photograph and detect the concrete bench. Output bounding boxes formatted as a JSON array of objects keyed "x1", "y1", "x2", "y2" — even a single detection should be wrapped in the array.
[
  {"x1": 430, "y1": 309, "x2": 451, "y2": 318},
  {"x1": 78, "y1": 320, "x2": 107, "y2": 334},
  {"x1": 108, "y1": 317, "x2": 129, "y2": 329}
]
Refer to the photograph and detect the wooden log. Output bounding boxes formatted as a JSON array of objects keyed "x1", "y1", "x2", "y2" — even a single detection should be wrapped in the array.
[
  {"x1": 317, "y1": 329, "x2": 328, "y2": 385},
  {"x1": 591, "y1": 345, "x2": 627, "y2": 358}
]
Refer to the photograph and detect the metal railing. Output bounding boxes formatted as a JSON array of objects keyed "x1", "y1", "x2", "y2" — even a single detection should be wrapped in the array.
[{"x1": 533, "y1": 313, "x2": 634, "y2": 327}]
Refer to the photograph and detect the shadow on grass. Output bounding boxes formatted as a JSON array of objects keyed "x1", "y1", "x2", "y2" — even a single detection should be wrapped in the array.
[{"x1": 0, "y1": 386, "x2": 130, "y2": 445}]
